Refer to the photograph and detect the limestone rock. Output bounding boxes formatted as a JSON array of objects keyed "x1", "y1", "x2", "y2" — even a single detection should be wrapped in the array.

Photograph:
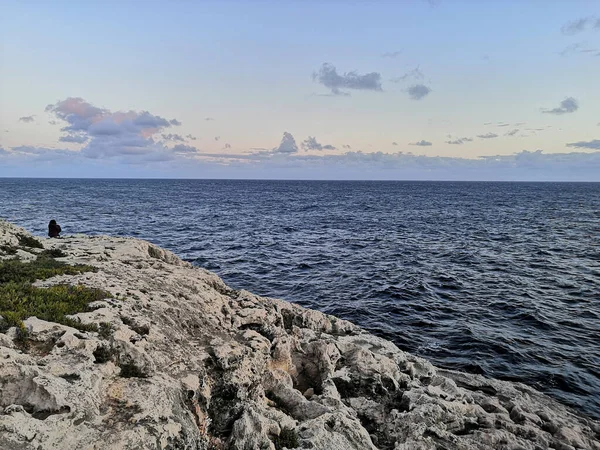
[{"x1": 0, "y1": 219, "x2": 598, "y2": 450}]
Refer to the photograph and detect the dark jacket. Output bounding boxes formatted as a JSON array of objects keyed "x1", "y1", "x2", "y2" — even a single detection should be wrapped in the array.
[{"x1": 48, "y1": 223, "x2": 61, "y2": 238}]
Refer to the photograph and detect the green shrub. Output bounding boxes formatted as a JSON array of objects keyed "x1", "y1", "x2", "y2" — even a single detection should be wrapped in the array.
[
  {"x1": 0, "y1": 256, "x2": 95, "y2": 284},
  {"x1": 0, "y1": 282, "x2": 110, "y2": 333},
  {"x1": 93, "y1": 344, "x2": 115, "y2": 363},
  {"x1": 40, "y1": 248, "x2": 68, "y2": 258},
  {"x1": 16, "y1": 234, "x2": 43, "y2": 249},
  {"x1": 0, "y1": 245, "x2": 18, "y2": 255},
  {"x1": 98, "y1": 322, "x2": 115, "y2": 339},
  {"x1": 0, "y1": 310, "x2": 23, "y2": 332}
]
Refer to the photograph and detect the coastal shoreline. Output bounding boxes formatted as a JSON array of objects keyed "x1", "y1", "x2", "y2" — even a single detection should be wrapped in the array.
[{"x1": 1, "y1": 220, "x2": 598, "y2": 449}]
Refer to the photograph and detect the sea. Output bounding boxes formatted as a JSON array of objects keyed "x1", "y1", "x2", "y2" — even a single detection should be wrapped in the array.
[{"x1": 1, "y1": 178, "x2": 599, "y2": 419}]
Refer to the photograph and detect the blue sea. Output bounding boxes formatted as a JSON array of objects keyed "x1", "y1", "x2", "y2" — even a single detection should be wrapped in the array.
[{"x1": 1, "y1": 179, "x2": 599, "y2": 419}]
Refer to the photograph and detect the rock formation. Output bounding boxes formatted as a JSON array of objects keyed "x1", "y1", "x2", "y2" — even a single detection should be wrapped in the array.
[{"x1": 0, "y1": 220, "x2": 598, "y2": 449}]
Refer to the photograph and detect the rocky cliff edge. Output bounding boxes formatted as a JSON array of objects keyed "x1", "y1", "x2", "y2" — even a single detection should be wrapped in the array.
[{"x1": 0, "y1": 220, "x2": 598, "y2": 450}]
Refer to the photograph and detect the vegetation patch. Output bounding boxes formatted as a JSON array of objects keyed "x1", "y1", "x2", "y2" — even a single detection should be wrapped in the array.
[
  {"x1": 0, "y1": 255, "x2": 110, "y2": 335},
  {"x1": 0, "y1": 282, "x2": 109, "y2": 333},
  {"x1": 40, "y1": 248, "x2": 68, "y2": 258},
  {"x1": 98, "y1": 322, "x2": 115, "y2": 340},
  {"x1": 119, "y1": 362, "x2": 147, "y2": 378},
  {"x1": 16, "y1": 233, "x2": 43, "y2": 249},
  {"x1": 0, "y1": 255, "x2": 95, "y2": 284},
  {"x1": 273, "y1": 428, "x2": 299, "y2": 450},
  {"x1": 0, "y1": 245, "x2": 18, "y2": 256},
  {"x1": 147, "y1": 245, "x2": 163, "y2": 260},
  {"x1": 93, "y1": 344, "x2": 115, "y2": 363}
]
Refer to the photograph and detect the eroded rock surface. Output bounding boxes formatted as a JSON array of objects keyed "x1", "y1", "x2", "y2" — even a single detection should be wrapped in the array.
[{"x1": 1, "y1": 220, "x2": 599, "y2": 449}]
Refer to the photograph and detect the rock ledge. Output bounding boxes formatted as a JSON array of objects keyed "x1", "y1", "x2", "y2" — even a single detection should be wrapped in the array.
[{"x1": 1, "y1": 220, "x2": 598, "y2": 449}]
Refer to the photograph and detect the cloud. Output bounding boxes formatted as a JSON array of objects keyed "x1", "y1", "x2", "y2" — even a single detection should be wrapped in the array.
[
  {"x1": 172, "y1": 144, "x2": 199, "y2": 154},
  {"x1": 446, "y1": 137, "x2": 473, "y2": 145},
  {"x1": 59, "y1": 134, "x2": 88, "y2": 143},
  {"x1": 186, "y1": 134, "x2": 197, "y2": 141},
  {"x1": 505, "y1": 129, "x2": 519, "y2": 136},
  {"x1": 391, "y1": 66, "x2": 424, "y2": 83},
  {"x1": 19, "y1": 116, "x2": 35, "y2": 123},
  {"x1": 560, "y1": 42, "x2": 600, "y2": 57},
  {"x1": 162, "y1": 133, "x2": 185, "y2": 142},
  {"x1": 7, "y1": 146, "x2": 77, "y2": 161},
  {"x1": 566, "y1": 139, "x2": 600, "y2": 150},
  {"x1": 312, "y1": 63, "x2": 383, "y2": 96},
  {"x1": 542, "y1": 97, "x2": 579, "y2": 115},
  {"x1": 409, "y1": 140, "x2": 432, "y2": 146},
  {"x1": 382, "y1": 51, "x2": 402, "y2": 58},
  {"x1": 561, "y1": 17, "x2": 599, "y2": 35},
  {"x1": 42, "y1": 97, "x2": 189, "y2": 160},
  {"x1": 477, "y1": 132, "x2": 498, "y2": 139},
  {"x1": 301, "y1": 136, "x2": 336, "y2": 151},
  {"x1": 273, "y1": 132, "x2": 299, "y2": 154},
  {"x1": 407, "y1": 84, "x2": 431, "y2": 100},
  {"x1": 5, "y1": 141, "x2": 600, "y2": 181}
]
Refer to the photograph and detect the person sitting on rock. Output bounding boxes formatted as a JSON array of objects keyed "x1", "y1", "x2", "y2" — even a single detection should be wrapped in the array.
[{"x1": 48, "y1": 219, "x2": 62, "y2": 238}]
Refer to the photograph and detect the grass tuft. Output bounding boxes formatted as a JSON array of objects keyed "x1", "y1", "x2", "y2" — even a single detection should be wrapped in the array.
[
  {"x1": 0, "y1": 282, "x2": 109, "y2": 333},
  {"x1": 0, "y1": 255, "x2": 110, "y2": 335},
  {"x1": 16, "y1": 234, "x2": 43, "y2": 249},
  {"x1": 0, "y1": 255, "x2": 95, "y2": 284},
  {"x1": 40, "y1": 248, "x2": 68, "y2": 258},
  {"x1": 98, "y1": 322, "x2": 115, "y2": 339},
  {"x1": 0, "y1": 245, "x2": 18, "y2": 255}
]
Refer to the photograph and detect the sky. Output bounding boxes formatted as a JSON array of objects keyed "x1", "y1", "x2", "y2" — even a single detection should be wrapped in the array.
[{"x1": 1, "y1": 0, "x2": 599, "y2": 180}]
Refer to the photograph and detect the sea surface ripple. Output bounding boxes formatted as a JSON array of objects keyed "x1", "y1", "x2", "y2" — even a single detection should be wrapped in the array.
[{"x1": 1, "y1": 179, "x2": 599, "y2": 419}]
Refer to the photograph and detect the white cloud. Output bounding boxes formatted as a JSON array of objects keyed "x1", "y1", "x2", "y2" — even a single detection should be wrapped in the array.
[
  {"x1": 566, "y1": 139, "x2": 600, "y2": 150},
  {"x1": 313, "y1": 63, "x2": 383, "y2": 96},
  {"x1": 446, "y1": 137, "x2": 473, "y2": 145},
  {"x1": 391, "y1": 66, "x2": 424, "y2": 83},
  {"x1": 542, "y1": 97, "x2": 579, "y2": 115},
  {"x1": 301, "y1": 136, "x2": 336, "y2": 151},
  {"x1": 272, "y1": 132, "x2": 299, "y2": 154},
  {"x1": 162, "y1": 133, "x2": 185, "y2": 142},
  {"x1": 407, "y1": 84, "x2": 431, "y2": 100},
  {"x1": 42, "y1": 97, "x2": 191, "y2": 161},
  {"x1": 172, "y1": 144, "x2": 199, "y2": 154},
  {"x1": 409, "y1": 140, "x2": 432, "y2": 146},
  {"x1": 59, "y1": 134, "x2": 88, "y2": 143},
  {"x1": 477, "y1": 133, "x2": 498, "y2": 139},
  {"x1": 561, "y1": 16, "x2": 599, "y2": 35}
]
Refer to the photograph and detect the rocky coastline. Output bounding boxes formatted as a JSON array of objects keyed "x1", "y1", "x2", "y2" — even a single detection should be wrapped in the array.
[{"x1": 0, "y1": 220, "x2": 598, "y2": 450}]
